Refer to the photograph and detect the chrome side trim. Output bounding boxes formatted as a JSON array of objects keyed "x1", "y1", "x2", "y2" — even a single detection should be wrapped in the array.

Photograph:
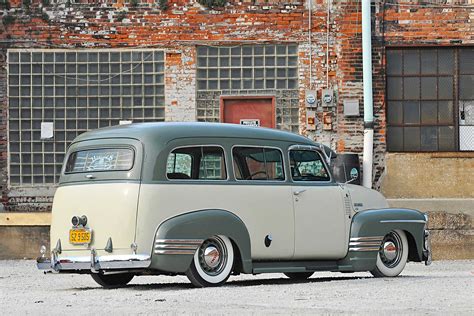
[
  {"x1": 154, "y1": 238, "x2": 203, "y2": 255},
  {"x1": 154, "y1": 250, "x2": 196, "y2": 255},
  {"x1": 155, "y1": 239, "x2": 203, "y2": 245},
  {"x1": 154, "y1": 244, "x2": 199, "y2": 250},
  {"x1": 380, "y1": 220, "x2": 426, "y2": 224},
  {"x1": 348, "y1": 236, "x2": 383, "y2": 252},
  {"x1": 349, "y1": 236, "x2": 384, "y2": 242},
  {"x1": 349, "y1": 247, "x2": 381, "y2": 252},
  {"x1": 349, "y1": 241, "x2": 382, "y2": 247}
]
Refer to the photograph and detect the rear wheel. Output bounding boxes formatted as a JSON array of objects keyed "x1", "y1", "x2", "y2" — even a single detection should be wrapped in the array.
[
  {"x1": 186, "y1": 235, "x2": 234, "y2": 287},
  {"x1": 370, "y1": 229, "x2": 408, "y2": 278},
  {"x1": 91, "y1": 272, "x2": 134, "y2": 287},
  {"x1": 284, "y1": 272, "x2": 314, "y2": 280}
]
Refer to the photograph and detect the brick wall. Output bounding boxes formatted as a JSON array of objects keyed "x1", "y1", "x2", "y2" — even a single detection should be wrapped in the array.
[{"x1": 0, "y1": 0, "x2": 472, "y2": 208}]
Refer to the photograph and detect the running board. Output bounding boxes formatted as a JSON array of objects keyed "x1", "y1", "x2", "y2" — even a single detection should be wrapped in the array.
[{"x1": 252, "y1": 260, "x2": 338, "y2": 274}]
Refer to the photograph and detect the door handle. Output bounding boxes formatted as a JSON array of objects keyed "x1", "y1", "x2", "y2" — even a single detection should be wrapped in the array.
[{"x1": 293, "y1": 189, "x2": 306, "y2": 196}]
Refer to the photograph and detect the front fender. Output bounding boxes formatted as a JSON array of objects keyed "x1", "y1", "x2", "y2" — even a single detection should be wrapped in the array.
[
  {"x1": 352, "y1": 208, "x2": 426, "y2": 260},
  {"x1": 338, "y1": 208, "x2": 427, "y2": 272},
  {"x1": 150, "y1": 209, "x2": 252, "y2": 274}
]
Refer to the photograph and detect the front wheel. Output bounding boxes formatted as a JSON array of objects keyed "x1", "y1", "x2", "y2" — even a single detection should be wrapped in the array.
[
  {"x1": 370, "y1": 229, "x2": 409, "y2": 277},
  {"x1": 91, "y1": 272, "x2": 134, "y2": 287},
  {"x1": 186, "y1": 235, "x2": 234, "y2": 287}
]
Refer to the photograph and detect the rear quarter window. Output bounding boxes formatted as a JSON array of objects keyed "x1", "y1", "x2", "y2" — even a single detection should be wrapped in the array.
[{"x1": 65, "y1": 148, "x2": 134, "y2": 173}]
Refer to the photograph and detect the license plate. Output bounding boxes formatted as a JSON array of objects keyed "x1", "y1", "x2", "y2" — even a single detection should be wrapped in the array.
[{"x1": 69, "y1": 228, "x2": 92, "y2": 245}]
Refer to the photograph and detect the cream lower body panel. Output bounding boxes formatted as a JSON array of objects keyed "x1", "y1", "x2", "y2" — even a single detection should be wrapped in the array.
[
  {"x1": 50, "y1": 183, "x2": 140, "y2": 253},
  {"x1": 136, "y1": 184, "x2": 295, "y2": 260}
]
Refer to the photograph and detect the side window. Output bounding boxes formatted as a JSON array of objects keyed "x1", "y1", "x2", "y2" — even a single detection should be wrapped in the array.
[
  {"x1": 232, "y1": 147, "x2": 284, "y2": 181},
  {"x1": 289, "y1": 150, "x2": 330, "y2": 182},
  {"x1": 166, "y1": 146, "x2": 226, "y2": 180},
  {"x1": 166, "y1": 152, "x2": 192, "y2": 179},
  {"x1": 198, "y1": 147, "x2": 227, "y2": 180}
]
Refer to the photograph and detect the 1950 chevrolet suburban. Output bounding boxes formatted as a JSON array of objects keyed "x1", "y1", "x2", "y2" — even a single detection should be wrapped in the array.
[{"x1": 37, "y1": 122, "x2": 431, "y2": 287}]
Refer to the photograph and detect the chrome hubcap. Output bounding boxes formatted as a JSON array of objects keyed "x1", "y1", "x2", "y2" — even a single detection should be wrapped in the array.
[
  {"x1": 197, "y1": 236, "x2": 227, "y2": 276},
  {"x1": 383, "y1": 241, "x2": 397, "y2": 261},
  {"x1": 204, "y1": 246, "x2": 220, "y2": 268},
  {"x1": 379, "y1": 231, "x2": 403, "y2": 268}
]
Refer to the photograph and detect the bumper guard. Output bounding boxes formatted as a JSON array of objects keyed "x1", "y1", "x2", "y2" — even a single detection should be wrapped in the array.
[{"x1": 423, "y1": 230, "x2": 432, "y2": 266}]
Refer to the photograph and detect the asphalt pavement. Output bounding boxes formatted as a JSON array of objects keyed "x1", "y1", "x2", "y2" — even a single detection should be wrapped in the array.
[{"x1": 0, "y1": 260, "x2": 473, "y2": 314}]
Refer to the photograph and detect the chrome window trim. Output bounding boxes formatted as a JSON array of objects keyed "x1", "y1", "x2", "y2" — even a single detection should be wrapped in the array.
[
  {"x1": 287, "y1": 145, "x2": 333, "y2": 183},
  {"x1": 379, "y1": 220, "x2": 427, "y2": 224},
  {"x1": 165, "y1": 144, "x2": 229, "y2": 181},
  {"x1": 231, "y1": 144, "x2": 286, "y2": 182}
]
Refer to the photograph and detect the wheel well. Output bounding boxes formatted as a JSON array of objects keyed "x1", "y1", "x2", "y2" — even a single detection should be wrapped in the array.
[
  {"x1": 229, "y1": 238, "x2": 243, "y2": 274},
  {"x1": 404, "y1": 230, "x2": 421, "y2": 262}
]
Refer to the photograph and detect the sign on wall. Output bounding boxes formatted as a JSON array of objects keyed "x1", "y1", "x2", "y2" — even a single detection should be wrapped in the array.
[{"x1": 240, "y1": 119, "x2": 260, "y2": 127}]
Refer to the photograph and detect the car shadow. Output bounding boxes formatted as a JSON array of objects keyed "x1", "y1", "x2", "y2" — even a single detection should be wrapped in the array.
[{"x1": 69, "y1": 275, "x2": 423, "y2": 292}]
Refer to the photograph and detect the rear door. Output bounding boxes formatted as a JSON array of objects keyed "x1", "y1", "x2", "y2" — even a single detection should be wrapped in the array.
[
  {"x1": 289, "y1": 147, "x2": 348, "y2": 260},
  {"x1": 50, "y1": 138, "x2": 143, "y2": 253}
]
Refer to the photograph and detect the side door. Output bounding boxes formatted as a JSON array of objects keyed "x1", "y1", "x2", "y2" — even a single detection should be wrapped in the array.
[{"x1": 289, "y1": 147, "x2": 348, "y2": 260}]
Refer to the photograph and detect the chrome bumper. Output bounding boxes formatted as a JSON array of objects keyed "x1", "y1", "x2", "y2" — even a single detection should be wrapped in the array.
[
  {"x1": 423, "y1": 230, "x2": 432, "y2": 266},
  {"x1": 37, "y1": 250, "x2": 151, "y2": 272}
]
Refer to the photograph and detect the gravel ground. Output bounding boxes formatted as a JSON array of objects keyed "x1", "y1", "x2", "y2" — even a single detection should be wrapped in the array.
[{"x1": 0, "y1": 260, "x2": 473, "y2": 315}]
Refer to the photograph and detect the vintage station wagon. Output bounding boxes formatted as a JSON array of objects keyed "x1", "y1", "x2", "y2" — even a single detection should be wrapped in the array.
[{"x1": 37, "y1": 123, "x2": 431, "y2": 287}]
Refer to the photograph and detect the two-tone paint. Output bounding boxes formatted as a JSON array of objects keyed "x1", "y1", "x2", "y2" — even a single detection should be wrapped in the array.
[{"x1": 37, "y1": 122, "x2": 431, "y2": 277}]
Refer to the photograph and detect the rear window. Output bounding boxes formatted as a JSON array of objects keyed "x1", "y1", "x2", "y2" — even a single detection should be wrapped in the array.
[{"x1": 65, "y1": 148, "x2": 134, "y2": 173}]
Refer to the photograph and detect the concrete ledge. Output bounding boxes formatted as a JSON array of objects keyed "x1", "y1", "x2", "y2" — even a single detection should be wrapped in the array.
[
  {"x1": 431, "y1": 229, "x2": 474, "y2": 260},
  {"x1": 388, "y1": 198, "x2": 474, "y2": 217},
  {"x1": 0, "y1": 226, "x2": 50, "y2": 260},
  {"x1": 0, "y1": 213, "x2": 51, "y2": 226}
]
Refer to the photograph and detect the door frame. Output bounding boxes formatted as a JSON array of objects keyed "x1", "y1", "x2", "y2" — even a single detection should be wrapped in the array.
[{"x1": 219, "y1": 95, "x2": 277, "y2": 128}]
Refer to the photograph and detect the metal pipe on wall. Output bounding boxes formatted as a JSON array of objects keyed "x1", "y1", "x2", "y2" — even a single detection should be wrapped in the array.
[{"x1": 362, "y1": 0, "x2": 374, "y2": 188}]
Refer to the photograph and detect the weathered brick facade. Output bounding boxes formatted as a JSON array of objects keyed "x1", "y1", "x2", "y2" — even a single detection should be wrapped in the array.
[{"x1": 0, "y1": 0, "x2": 472, "y2": 211}]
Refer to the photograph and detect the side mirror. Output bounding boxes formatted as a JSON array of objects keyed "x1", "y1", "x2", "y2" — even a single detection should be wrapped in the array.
[{"x1": 345, "y1": 168, "x2": 359, "y2": 184}]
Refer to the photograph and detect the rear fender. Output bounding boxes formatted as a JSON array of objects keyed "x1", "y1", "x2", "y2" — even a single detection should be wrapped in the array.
[{"x1": 150, "y1": 209, "x2": 252, "y2": 274}]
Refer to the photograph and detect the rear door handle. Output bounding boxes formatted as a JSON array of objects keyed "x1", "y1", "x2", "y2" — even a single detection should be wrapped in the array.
[{"x1": 293, "y1": 189, "x2": 306, "y2": 196}]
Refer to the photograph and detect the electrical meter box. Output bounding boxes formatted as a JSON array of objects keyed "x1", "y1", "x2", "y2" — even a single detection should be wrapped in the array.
[{"x1": 321, "y1": 89, "x2": 335, "y2": 108}]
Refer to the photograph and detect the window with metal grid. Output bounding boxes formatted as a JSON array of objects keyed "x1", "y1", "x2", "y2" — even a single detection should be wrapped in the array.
[
  {"x1": 7, "y1": 49, "x2": 165, "y2": 186},
  {"x1": 386, "y1": 48, "x2": 474, "y2": 152},
  {"x1": 196, "y1": 45, "x2": 298, "y2": 91}
]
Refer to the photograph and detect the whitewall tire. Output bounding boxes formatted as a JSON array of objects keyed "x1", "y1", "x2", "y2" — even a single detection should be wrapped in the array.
[
  {"x1": 371, "y1": 229, "x2": 409, "y2": 277},
  {"x1": 186, "y1": 235, "x2": 234, "y2": 287}
]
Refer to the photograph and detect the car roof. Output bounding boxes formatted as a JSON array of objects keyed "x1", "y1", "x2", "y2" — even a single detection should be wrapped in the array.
[{"x1": 73, "y1": 122, "x2": 318, "y2": 146}]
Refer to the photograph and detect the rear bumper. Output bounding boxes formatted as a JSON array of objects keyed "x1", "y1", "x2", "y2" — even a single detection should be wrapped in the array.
[{"x1": 37, "y1": 250, "x2": 151, "y2": 273}]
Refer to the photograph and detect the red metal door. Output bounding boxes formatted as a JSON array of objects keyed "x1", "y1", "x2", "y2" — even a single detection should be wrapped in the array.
[{"x1": 220, "y1": 97, "x2": 276, "y2": 128}]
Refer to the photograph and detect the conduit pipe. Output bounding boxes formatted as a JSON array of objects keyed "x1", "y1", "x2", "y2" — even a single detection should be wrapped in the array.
[{"x1": 362, "y1": 0, "x2": 374, "y2": 188}]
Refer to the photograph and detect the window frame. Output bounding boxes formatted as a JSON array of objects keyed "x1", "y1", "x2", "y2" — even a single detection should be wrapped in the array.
[
  {"x1": 165, "y1": 145, "x2": 229, "y2": 182},
  {"x1": 287, "y1": 145, "x2": 333, "y2": 184},
  {"x1": 231, "y1": 145, "x2": 286, "y2": 182}
]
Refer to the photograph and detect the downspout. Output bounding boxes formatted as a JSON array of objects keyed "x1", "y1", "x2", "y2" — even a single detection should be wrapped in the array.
[{"x1": 362, "y1": 0, "x2": 374, "y2": 188}]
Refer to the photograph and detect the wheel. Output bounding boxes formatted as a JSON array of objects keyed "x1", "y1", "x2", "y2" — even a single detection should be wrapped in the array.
[
  {"x1": 284, "y1": 272, "x2": 314, "y2": 280},
  {"x1": 91, "y1": 272, "x2": 134, "y2": 287},
  {"x1": 186, "y1": 235, "x2": 234, "y2": 287},
  {"x1": 370, "y1": 229, "x2": 409, "y2": 277}
]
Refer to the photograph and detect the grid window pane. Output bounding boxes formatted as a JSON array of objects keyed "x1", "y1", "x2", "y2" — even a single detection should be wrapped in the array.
[
  {"x1": 7, "y1": 49, "x2": 165, "y2": 186},
  {"x1": 386, "y1": 48, "x2": 464, "y2": 152}
]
